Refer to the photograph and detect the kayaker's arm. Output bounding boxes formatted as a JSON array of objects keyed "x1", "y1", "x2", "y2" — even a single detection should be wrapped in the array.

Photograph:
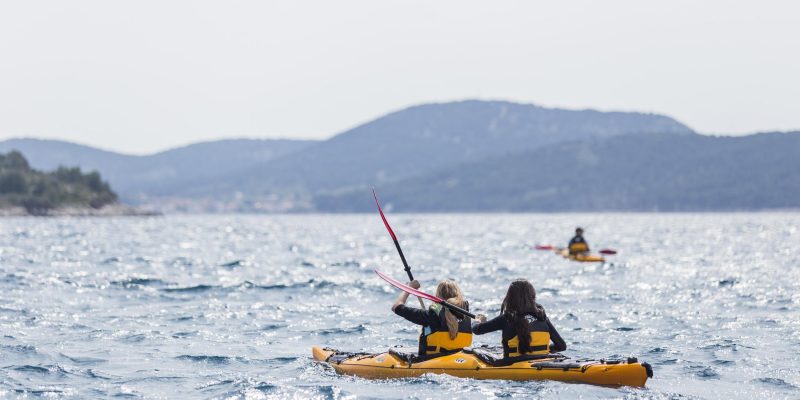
[
  {"x1": 546, "y1": 318, "x2": 567, "y2": 352},
  {"x1": 391, "y1": 280, "x2": 421, "y2": 311},
  {"x1": 472, "y1": 314, "x2": 505, "y2": 335},
  {"x1": 393, "y1": 304, "x2": 431, "y2": 325}
]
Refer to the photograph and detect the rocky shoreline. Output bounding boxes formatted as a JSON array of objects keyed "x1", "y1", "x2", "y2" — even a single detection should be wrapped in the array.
[{"x1": 0, "y1": 203, "x2": 161, "y2": 217}]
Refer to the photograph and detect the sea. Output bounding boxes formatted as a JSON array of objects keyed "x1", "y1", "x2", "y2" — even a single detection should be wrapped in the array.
[{"x1": 1, "y1": 214, "x2": 798, "y2": 399}]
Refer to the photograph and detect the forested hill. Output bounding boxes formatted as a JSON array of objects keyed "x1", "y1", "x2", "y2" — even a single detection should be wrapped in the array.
[
  {"x1": 0, "y1": 138, "x2": 316, "y2": 201},
  {"x1": 6, "y1": 101, "x2": 797, "y2": 213},
  {"x1": 0, "y1": 151, "x2": 117, "y2": 214},
  {"x1": 314, "y1": 131, "x2": 800, "y2": 212},
  {"x1": 196, "y1": 100, "x2": 695, "y2": 198}
]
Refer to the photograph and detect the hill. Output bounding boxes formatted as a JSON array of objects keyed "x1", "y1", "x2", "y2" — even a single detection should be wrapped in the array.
[
  {"x1": 0, "y1": 151, "x2": 117, "y2": 214},
  {"x1": 191, "y1": 100, "x2": 694, "y2": 201},
  {"x1": 0, "y1": 138, "x2": 316, "y2": 202},
  {"x1": 315, "y1": 132, "x2": 800, "y2": 211},
  {"x1": 1, "y1": 101, "x2": 693, "y2": 211}
]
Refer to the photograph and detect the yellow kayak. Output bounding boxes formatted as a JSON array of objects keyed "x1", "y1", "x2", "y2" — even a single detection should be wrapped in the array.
[
  {"x1": 556, "y1": 248, "x2": 605, "y2": 263},
  {"x1": 312, "y1": 346, "x2": 652, "y2": 387}
]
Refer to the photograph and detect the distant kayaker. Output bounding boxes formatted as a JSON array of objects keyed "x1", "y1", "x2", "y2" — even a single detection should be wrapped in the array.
[
  {"x1": 568, "y1": 227, "x2": 590, "y2": 255},
  {"x1": 392, "y1": 280, "x2": 472, "y2": 356},
  {"x1": 473, "y1": 279, "x2": 566, "y2": 358}
]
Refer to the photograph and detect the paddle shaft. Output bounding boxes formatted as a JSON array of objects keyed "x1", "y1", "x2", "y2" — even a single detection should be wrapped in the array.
[{"x1": 373, "y1": 189, "x2": 425, "y2": 308}]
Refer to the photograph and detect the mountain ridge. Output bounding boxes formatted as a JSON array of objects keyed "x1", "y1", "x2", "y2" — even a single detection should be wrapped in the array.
[
  {"x1": 191, "y1": 100, "x2": 695, "y2": 199},
  {"x1": 314, "y1": 131, "x2": 800, "y2": 212}
]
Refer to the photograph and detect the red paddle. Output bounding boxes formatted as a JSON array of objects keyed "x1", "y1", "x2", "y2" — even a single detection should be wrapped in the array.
[
  {"x1": 599, "y1": 249, "x2": 617, "y2": 255},
  {"x1": 372, "y1": 189, "x2": 425, "y2": 308},
  {"x1": 375, "y1": 270, "x2": 475, "y2": 319},
  {"x1": 535, "y1": 245, "x2": 554, "y2": 250}
]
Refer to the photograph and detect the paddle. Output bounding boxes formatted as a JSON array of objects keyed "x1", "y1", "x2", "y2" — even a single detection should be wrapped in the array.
[
  {"x1": 372, "y1": 189, "x2": 425, "y2": 309},
  {"x1": 599, "y1": 249, "x2": 617, "y2": 255},
  {"x1": 376, "y1": 270, "x2": 475, "y2": 319},
  {"x1": 534, "y1": 244, "x2": 554, "y2": 250}
]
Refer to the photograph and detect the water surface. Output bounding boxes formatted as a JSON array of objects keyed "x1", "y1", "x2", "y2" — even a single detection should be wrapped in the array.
[{"x1": 1, "y1": 214, "x2": 798, "y2": 398}]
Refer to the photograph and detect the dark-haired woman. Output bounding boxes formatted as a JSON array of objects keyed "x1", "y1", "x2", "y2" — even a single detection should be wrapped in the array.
[
  {"x1": 392, "y1": 279, "x2": 473, "y2": 356},
  {"x1": 472, "y1": 279, "x2": 566, "y2": 358}
]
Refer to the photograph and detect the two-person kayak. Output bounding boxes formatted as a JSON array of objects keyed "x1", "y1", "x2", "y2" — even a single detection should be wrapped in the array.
[{"x1": 312, "y1": 346, "x2": 652, "y2": 387}]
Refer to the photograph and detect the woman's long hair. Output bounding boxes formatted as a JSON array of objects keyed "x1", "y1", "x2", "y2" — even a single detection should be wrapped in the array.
[
  {"x1": 501, "y1": 279, "x2": 546, "y2": 354},
  {"x1": 436, "y1": 280, "x2": 467, "y2": 340}
]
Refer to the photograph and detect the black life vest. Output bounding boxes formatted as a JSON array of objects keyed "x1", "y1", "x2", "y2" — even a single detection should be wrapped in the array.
[
  {"x1": 420, "y1": 303, "x2": 473, "y2": 355},
  {"x1": 503, "y1": 314, "x2": 551, "y2": 357}
]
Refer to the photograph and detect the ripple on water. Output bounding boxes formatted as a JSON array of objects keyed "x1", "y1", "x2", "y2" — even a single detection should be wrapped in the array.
[
  {"x1": 59, "y1": 353, "x2": 108, "y2": 366},
  {"x1": 111, "y1": 278, "x2": 171, "y2": 289},
  {"x1": 753, "y1": 377, "x2": 798, "y2": 390},
  {"x1": 683, "y1": 364, "x2": 719, "y2": 379},
  {"x1": 314, "y1": 325, "x2": 368, "y2": 336},
  {"x1": 175, "y1": 355, "x2": 233, "y2": 365},
  {"x1": 1, "y1": 343, "x2": 38, "y2": 355},
  {"x1": 161, "y1": 284, "x2": 217, "y2": 293},
  {"x1": 2, "y1": 214, "x2": 799, "y2": 398}
]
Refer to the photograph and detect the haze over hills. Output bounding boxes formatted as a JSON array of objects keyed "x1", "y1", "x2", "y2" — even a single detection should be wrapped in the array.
[{"x1": 2, "y1": 99, "x2": 798, "y2": 212}]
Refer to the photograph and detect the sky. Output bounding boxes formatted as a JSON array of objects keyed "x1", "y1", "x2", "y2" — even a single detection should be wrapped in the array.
[{"x1": 1, "y1": 1, "x2": 799, "y2": 154}]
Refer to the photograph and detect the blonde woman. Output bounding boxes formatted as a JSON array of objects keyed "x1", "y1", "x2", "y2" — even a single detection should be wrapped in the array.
[{"x1": 392, "y1": 280, "x2": 473, "y2": 356}]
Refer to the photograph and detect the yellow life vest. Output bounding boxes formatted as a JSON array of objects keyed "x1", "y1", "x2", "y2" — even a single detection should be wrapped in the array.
[
  {"x1": 503, "y1": 316, "x2": 551, "y2": 357},
  {"x1": 568, "y1": 241, "x2": 588, "y2": 254},
  {"x1": 421, "y1": 303, "x2": 473, "y2": 355}
]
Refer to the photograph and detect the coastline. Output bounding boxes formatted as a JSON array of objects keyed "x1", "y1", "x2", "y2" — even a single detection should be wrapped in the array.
[{"x1": 0, "y1": 203, "x2": 161, "y2": 217}]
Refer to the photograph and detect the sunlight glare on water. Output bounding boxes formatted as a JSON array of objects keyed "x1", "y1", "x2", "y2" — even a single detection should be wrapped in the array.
[{"x1": 1, "y1": 214, "x2": 799, "y2": 399}]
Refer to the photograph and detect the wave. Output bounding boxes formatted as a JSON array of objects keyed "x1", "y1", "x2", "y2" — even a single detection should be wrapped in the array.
[
  {"x1": 718, "y1": 278, "x2": 738, "y2": 287},
  {"x1": 260, "y1": 323, "x2": 287, "y2": 330},
  {"x1": 2, "y1": 274, "x2": 29, "y2": 286},
  {"x1": 161, "y1": 284, "x2": 217, "y2": 293},
  {"x1": 171, "y1": 331, "x2": 198, "y2": 338},
  {"x1": 158, "y1": 278, "x2": 343, "y2": 294},
  {"x1": 175, "y1": 355, "x2": 232, "y2": 365},
  {"x1": 59, "y1": 353, "x2": 107, "y2": 366},
  {"x1": 252, "y1": 278, "x2": 337, "y2": 290},
  {"x1": 0, "y1": 344, "x2": 37, "y2": 354},
  {"x1": 10, "y1": 364, "x2": 68, "y2": 377},
  {"x1": 111, "y1": 278, "x2": 172, "y2": 289},
  {"x1": 753, "y1": 377, "x2": 798, "y2": 389},
  {"x1": 314, "y1": 324, "x2": 367, "y2": 336},
  {"x1": 684, "y1": 364, "x2": 719, "y2": 379},
  {"x1": 118, "y1": 333, "x2": 147, "y2": 343},
  {"x1": 220, "y1": 260, "x2": 244, "y2": 268},
  {"x1": 198, "y1": 379, "x2": 278, "y2": 397},
  {"x1": 699, "y1": 339, "x2": 754, "y2": 352},
  {"x1": 614, "y1": 327, "x2": 636, "y2": 332}
]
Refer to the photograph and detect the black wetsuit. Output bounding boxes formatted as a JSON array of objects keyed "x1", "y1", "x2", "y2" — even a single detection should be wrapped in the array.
[
  {"x1": 472, "y1": 312, "x2": 567, "y2": 357},
  {"x1": 394, "y1": 303, "x2": 471, "y2": 355}
]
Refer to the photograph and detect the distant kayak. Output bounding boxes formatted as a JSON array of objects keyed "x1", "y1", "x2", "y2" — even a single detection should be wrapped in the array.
[
  {"x1": 313, "y1": 346, "x2": 652, "y2": 387},
  {"x1": 555, "y1": 248, "x2": 606, "y2": 263}
]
